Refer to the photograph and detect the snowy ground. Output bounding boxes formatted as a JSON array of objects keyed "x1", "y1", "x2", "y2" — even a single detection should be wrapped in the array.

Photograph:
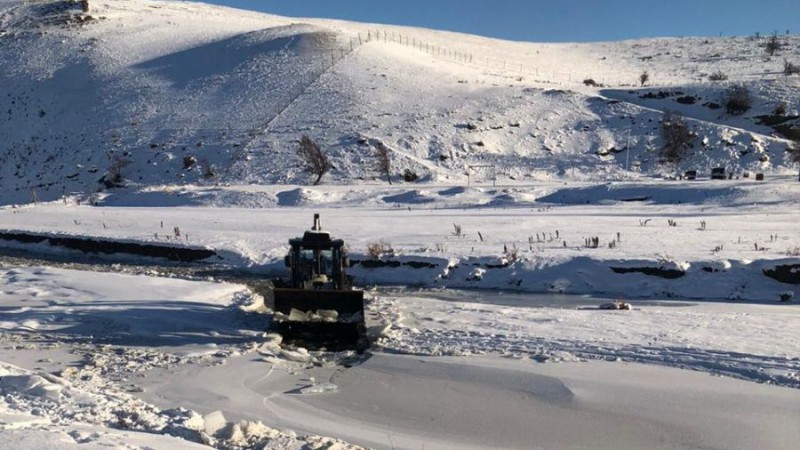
[
  {"x1": 0, "y1": 265, "x2": 798, "y2": 449},
  {"x1": 0, "y1": 178, "x2": 798, "y2": 449},
  {"x1": 1, "y1": 177, "x2": 798, "y2": 301},
  {"x1": 1, "y1": 0, "x2": 798, "y2": 204},
  {"x1": 1, "y1": 1, "x2": 799, "y2": 447}
]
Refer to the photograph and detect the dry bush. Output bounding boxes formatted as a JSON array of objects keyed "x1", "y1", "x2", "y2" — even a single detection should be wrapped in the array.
[
  {"x1": 765, "y1": 32, "x2": 780, "y2": 56},
  {"x1": 182, "y1": 155, "x2": 196, "y2": 169},
  {"x1": 503, "y1": 244, "x2": 519, "y2": 263},
  {"x1": 784, "y1": 59, "x2": 800, "y2": 76},
  {"x1": 639, "y1": 71, "x2": 650, "y2": 87},
  {"x1": 297, "y1": 135, "x2": 330, "y2": 185},
  {"x1": 403, "y1": 169, "x2": 419, "y2": 182},
  {"x1": 661, "y1": 111, "x2": 695, "y2": 163},
  {"x1": 373, "y1": 142, "x2": 392, "y2": 185},
  {"x1": 708, "y1": 70, "x2": 728, "y2": 81},
  {"x1": 200, "y1": 159, "x2": 216, "y2": 179},
  {"x1": 100, "y1": 151, "x2": 131, "y2": 188},
  {"x1": 724, "y1": 84, "x2": 752, "y2": 115},
  {"x1": 366, "y1": 240, "x2": 394, "y2": 258}
]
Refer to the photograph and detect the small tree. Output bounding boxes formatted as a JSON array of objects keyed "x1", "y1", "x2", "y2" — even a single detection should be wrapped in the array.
[
  {"x1": 784, "y1": 59, "x2": 800, "y2": 76},
  {"x1": 724, "y1": 84, "x2": 752, "y2": 115},
  {"x1": 297, "y1": 135, "x2": 330, "y2": 185},
  {"x1": 639, "y1": 70, "x2": 650, "y2": 87},
  {"x1": 765, "y1": 32, "x2": 780, "y2": 56},
  {"x1": 100, "y1": 150, "x2": 131, "y2": 188},
  {"x1": 373, "y1": 142, "x2": 392, "y2": 185},
  {"x1": 661, "y1": 111, "x2": 695, "y2": 163}
]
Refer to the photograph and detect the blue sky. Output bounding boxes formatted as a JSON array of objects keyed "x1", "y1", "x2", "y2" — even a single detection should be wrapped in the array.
[{"x1": 204, "y1": 0, "x2": 799, "y2": 42}]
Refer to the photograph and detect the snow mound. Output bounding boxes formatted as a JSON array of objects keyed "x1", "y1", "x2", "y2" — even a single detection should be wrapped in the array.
[
  {"x1": 277, "y1": 188, "x2": 325, "y2": 206},
  {"x1": 0, "y1": 373, "x2": 64, "y2": 401}
]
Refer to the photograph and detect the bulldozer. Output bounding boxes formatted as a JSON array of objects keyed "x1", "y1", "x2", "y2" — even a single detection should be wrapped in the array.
[{"x1": 272, "y1": 214, "x2": 366, "y2": 349}]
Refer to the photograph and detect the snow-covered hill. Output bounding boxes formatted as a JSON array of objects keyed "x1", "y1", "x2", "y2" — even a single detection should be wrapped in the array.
[{"x1": 0, "y1": 0, "x2": 798, "y2": 205}]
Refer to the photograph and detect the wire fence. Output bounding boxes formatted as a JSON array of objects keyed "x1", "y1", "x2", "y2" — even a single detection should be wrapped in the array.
[{"x1": 350, "y1": 28, "x2": 795, "y2": 88}]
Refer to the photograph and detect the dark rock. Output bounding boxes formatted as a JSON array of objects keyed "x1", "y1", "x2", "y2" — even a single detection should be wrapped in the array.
[{"x1": 764, "y1": 264, "x2": 800, "y2": 284}]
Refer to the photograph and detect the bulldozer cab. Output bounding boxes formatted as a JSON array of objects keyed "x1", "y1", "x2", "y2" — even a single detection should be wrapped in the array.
[
  {"x1": 284, "y1": 214, "x2": 350, "y2": 290},
  {"x1": 287, "y1": 242, "x2": 346, "y2": 290}
]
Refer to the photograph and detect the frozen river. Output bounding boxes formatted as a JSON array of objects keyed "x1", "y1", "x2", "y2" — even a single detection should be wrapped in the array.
[
  {"x1": 136, "y1": 348, "x2": 800, "y2": 450},
  {"x1": 1, "y1": 265, "x2": 798, "y2": 450}
]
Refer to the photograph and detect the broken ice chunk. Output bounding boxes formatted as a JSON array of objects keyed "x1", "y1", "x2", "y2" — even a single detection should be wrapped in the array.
[{"x1": 299, "y1": 383, "x2": 338, "y2": 394}]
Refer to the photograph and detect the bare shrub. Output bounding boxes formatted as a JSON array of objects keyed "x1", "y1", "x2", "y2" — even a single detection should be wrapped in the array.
[
  {"x1": 784, "y1": 59, "x2": 800, "y2": 76},
  {"x1": 639, "y1": 70, "x2": 650, "y2": 87},
  {"x1": 403, "y1": 169, "x2": 419, "y2": 182},
  {"x1": 373, "y1": 142, "x2": 392, "y2": 184},
  {"x1": 297, "y1": 135, "x2": 330, "y2": 185},
  {"x1": 100, "y1": 151, "x2": 131, "y2": 188},
  {"x1": 774, "y1": 102, "x2": 787, "y2": 115},
  {"x1": 765, "y1": 32, "x2": 780, "y2": 56},
  {"x1": 583, "y1": 78, "x2": 598, "y2": 86},
  {"x1": 200, "y1": 159, "x2": 216, "y2": 179},
  {"x1": 366, "y1": 240, "x2": 394, "y2": 258},
  {"x1": 503, "y1": 244, "x2": 519, "y2": 263},
  {"x1": 708, "y1": 70, "x2": 728, "y2": 81},
  {"x1": 724, "y1": 84, "x2": 752, "y2": 115},
  {"x1": 660, "y1": 111, "x2": 695, "y2": 163},
  {"x1": 182, "y1": 155, "x2": 196, "y2": 169}
]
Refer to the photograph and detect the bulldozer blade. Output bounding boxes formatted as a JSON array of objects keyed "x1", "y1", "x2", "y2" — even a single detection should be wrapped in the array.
[
  {"x1": 274, "y1": 321, "x2": 367, "y2": 352},
  {"x1": 273, "y1": 288, "x2": 364, "y2": 319}
]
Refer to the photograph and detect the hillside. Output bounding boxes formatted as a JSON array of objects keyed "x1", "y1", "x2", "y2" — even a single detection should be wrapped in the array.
[{"x1": 0, "y1": 0, "x2": 798, "y2": 205}]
